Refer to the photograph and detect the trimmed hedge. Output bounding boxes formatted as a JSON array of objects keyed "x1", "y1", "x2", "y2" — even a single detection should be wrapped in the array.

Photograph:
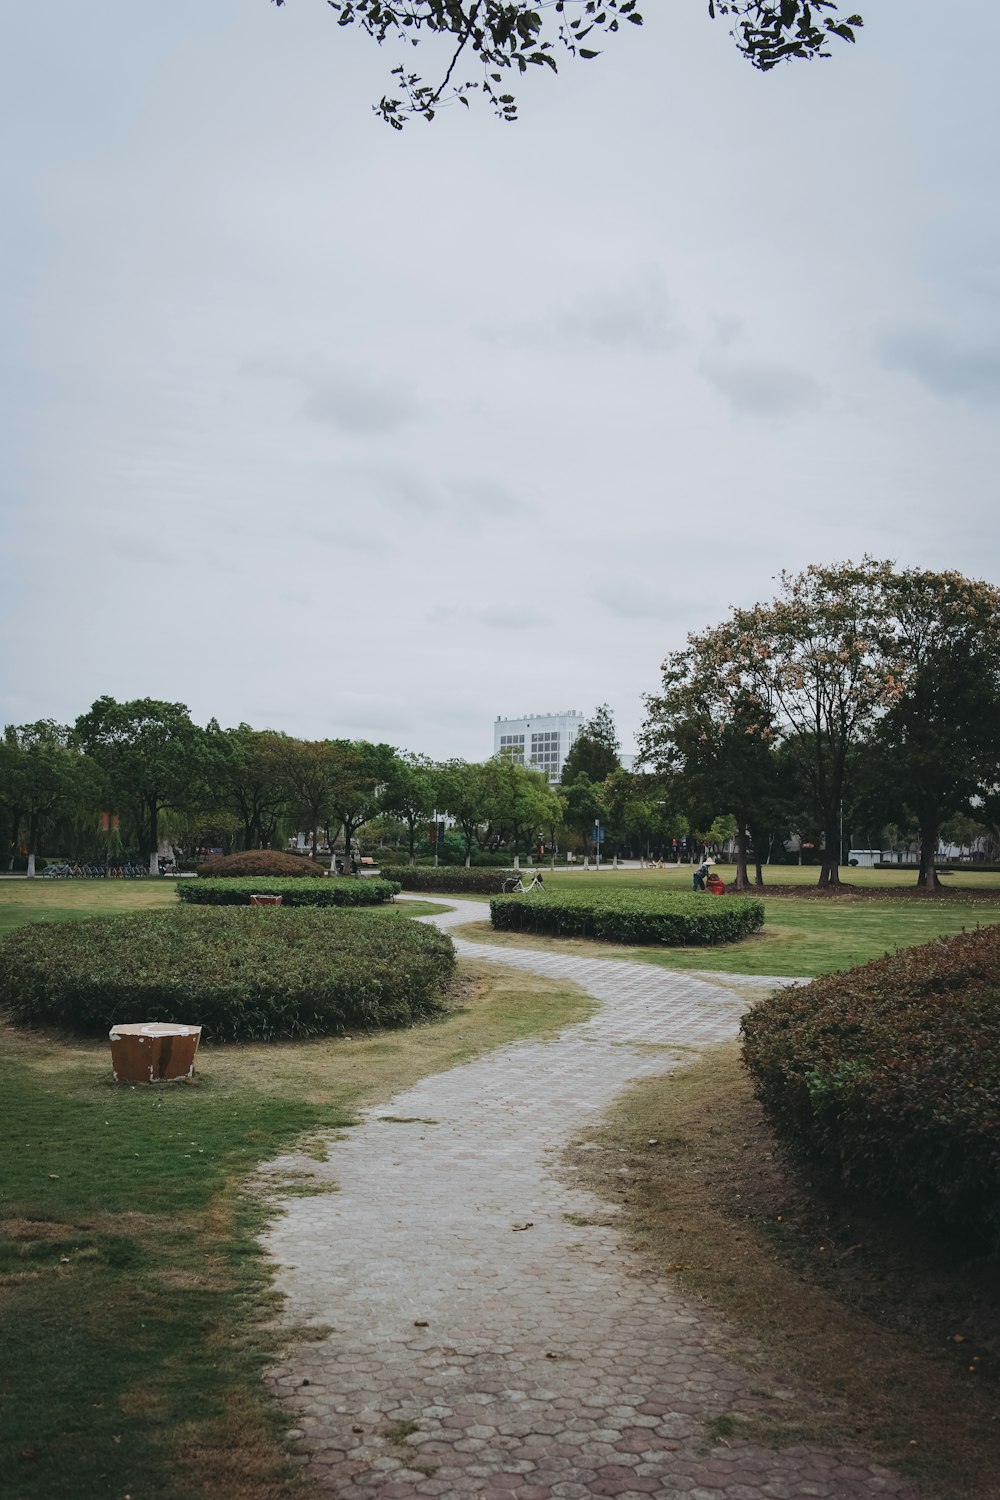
[
  {"x1": 490, "y1": 889, "x2": 765, "y2": 946},
  {"x1": 1, "y1": 907, "x2": 455, "y2": 1042},
  {"x1": 197, "y1": 850, "x2": 324, "y2": 878},
  {"x1": 741, "y1": 924, "x2": 1000, "y2": 1243},
  {"x1": 381, "y1": 866, "x2": 512, "y2": 895},
  {"x1": 179, "y1": 877, "x2": 400, "y2": 907},
  {"x1": 874, "y1": 862, "x2": 1000, "y2": 873}
]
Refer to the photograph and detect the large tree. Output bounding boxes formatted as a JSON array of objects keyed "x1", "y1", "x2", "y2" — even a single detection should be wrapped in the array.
[
  {"x1": 481, "y1": 753, "x2": 561, "y2": 851},
  {"x1": 436, "y1": 758, "x2": 489, "y2": 866},
  {"x1": 601, "y1": 767, "x2": 687, "y2": 862},
  {"x1": 382, "y1": 751, "x2": 438, "y2": 865},
  {"x1": 561, "y1": 770, "x2": 604, "y2": 855},
  {"x1": 272, "y1": 0, "x2": 862, "y2": 128},
  {"x1": 206, "y1": 723, "x2": 293, "y2": 850},
  {"x1": 641, "y1": 657, "x2": 780, "y2": 889},
  {"x1": 1, "y1": 722, "x2": 99, "y2": 875},
  {"x1": 281, "y1": 738, "x2": 343, "y2": 857},
  {"x1": 657, "y1": 560, "x2": 900, "y2": 887},
  {"x1": 870, "y1": 569, "x2": 1000, "y2": 891},
  {"x1": 74, "y1": 697, "x2": 206, "y2": 873},
  {"x1": 326, "y1": 740, "x2": 402, "y2": 870},
  {"x1": 561, "y1": 703, "x2": 620, "y2": 787}
]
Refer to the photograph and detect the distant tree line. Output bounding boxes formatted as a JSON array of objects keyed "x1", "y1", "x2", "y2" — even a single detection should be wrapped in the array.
[
  {"x1": 4, "y1": 562, "x2": 997, "y2": 883},
  {"x1": 0, "y1": 699, "x2": 567, "y2": 874}
]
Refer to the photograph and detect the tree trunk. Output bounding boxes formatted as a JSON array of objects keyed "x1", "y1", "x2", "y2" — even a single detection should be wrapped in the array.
[
  {"x1": 818, "y1": 825, "x2": 841, "y2": 887},
  {"x1": 917, "y1": 823, "x2": 942, "y2": 891},
  {"x1": 148, "y1": 801, "x2": 160, "y2": 875},
  {"x1": 732, "y1": 824, "x2": 750, "y2": 891}
]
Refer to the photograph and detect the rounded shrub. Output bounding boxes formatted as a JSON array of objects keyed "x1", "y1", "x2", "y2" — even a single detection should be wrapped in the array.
[
  {"x1": 179, "y1": 877, "x2": 400, "y2": 907},
  {"x1": 1, "y1": 907, "x2": 455, "y2": 1042},
  {"x1": 490, "y1": 889, "x2": 764, "y2": 945},
  {"x1": 741, "y1": 924, "x2": 1000, "y2": 1243},
  {"x1": 197, "y1": 850, "x2": 325, "y2": 878}
]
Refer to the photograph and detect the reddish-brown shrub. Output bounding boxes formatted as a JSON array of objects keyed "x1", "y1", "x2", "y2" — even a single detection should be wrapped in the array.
[
  {"x1": 741, "y1": 924, "x2": 1000, "y2": 1242},
  {"x1": 197, "y1": 850, "x2": 325, "y2": 878}
]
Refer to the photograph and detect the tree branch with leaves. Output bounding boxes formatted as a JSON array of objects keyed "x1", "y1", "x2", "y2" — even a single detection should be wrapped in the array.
[{"x1": 272, "y1": 0, "x2": 861, "y2": 126}]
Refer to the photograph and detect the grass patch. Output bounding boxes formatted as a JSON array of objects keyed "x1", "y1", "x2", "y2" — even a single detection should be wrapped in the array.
[
  {"x1": 0, "y1": 879, "x2": 450, "y2": 942},
  {"x1": 0, "y1": 960, "x2": 592, "y2": 1499},
  {"x1": 453, "y1": 890, "x2": 1000, "y2": 979},
  {"x1": 570, "y1": 1044, "x2": 1000, "y2": 1499},
  {"x1": 378, "y1": 1115, "x2": 439, "y2": 1125},
  {"x1": 382, "y1": 1419, "x2": 420, "y2": 1443},
  {"x1": 0, "y1": 879, "x2": 178, "y2": 937}
]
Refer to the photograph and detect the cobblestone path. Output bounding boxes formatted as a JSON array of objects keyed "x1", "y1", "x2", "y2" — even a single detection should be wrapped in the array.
[{"x1": 261, "y1": 898, "x2": 916, "y2": 1500}]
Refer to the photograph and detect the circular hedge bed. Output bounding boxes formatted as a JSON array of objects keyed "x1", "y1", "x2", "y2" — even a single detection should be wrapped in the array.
[
  {"x1": 490, "y1": 888, "x2": 765, "y2": 945},
  {"x1": 741, "y1": 923, "x2": 1000, "y2": 1243},
  {"x1": 1, "y1": 908, "x2": 455, "y2": 1042},
  {"x1": 197, "y1": 850, "x2": 325, "y2": 878},
  {"x1": 179, "y1": 877, "x2": 400, "y2": 907}
]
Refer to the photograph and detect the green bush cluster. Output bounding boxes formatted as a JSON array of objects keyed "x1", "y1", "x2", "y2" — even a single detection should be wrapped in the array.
[
  {"x1": 381, "y1": 865, "x2": 512, "y2": 894},
  {"x1": 490, "y1": 888, "x2": 765, "y2": 945},
  {"x1": 197, "y1": 850, "x2": 324, "y2": 878},
  {"x1": 740, "y1": 924, "x2": 1000, "y2": 1243},
  {"x1": 1, "y1": 907, "x2": 455, "y2": 1042},
  {"x1": 179, "y1": 877, "x2": 400, "y2": 907}
]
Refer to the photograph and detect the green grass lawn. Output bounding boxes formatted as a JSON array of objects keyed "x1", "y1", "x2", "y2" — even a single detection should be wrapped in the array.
[
  {"x1": 0, "y1": 879, "x2": 577, "y2": 1497},
  {"x1": 629, "y1": 893, "x2": 1000, "y2": 977},
  {"x1": 0, "y1": 878, "x2": 178, "y2": 936},
  {"x1": 0, "y1": 879, "x2": 446, "y2": 937},
  {"x1": 0, "y1": 886, "x2": 590, "y2": 1500},
  {"x1": 442, "y1": 867, "x2": 1000, "y2": 978},
  {"x1": 534, "y1": 861, "x2": 1000, "y2": 892}
]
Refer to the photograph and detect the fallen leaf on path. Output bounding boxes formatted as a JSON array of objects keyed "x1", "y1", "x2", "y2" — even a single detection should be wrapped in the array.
[{"x1": 512, "y1": 1222, "x2": 534, "y2": 1232}]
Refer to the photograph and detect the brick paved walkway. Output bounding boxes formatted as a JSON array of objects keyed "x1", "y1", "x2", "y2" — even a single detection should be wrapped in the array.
[{"x1": 261, "y1": 898, "x2": 917, "y2": 1500}]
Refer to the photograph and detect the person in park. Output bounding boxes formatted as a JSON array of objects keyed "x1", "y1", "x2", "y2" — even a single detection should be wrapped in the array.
[{"x1": 693, "y1": 856, "x2": 714, "y2": 893}]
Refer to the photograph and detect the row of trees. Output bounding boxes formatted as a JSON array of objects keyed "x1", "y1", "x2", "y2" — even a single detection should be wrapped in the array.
[
  {"x1": 0, "y1": 699, "x2": 571, "y2": 873},
  {"x1": 0, "y1": 696, "x2": 689, "y2": 875},
  {"x1": 5, "y1": 563, "x2": 998, "y2": 884},
  {"x1": 640, "y1": 562, "x2": 1000, "y2": 890}
]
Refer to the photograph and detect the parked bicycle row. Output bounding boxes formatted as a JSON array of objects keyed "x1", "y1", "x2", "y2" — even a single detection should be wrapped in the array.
[{"x1": 43, "y1": 862, "x2": 149, "y2": 879}]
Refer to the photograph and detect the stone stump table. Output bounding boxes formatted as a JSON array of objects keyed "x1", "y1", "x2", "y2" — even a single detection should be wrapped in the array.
[{"x1": 109, "y1": 1022, "x2": 202, "y2": 1083}]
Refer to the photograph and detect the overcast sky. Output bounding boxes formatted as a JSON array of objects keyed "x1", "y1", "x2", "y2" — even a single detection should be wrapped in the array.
[{"x1": 3, "y1": 1, "x2": 998, "y2": 759}]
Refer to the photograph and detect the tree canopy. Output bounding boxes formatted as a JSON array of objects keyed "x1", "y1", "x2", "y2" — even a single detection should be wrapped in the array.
[
  {"x1": 272, "y1": 0, "x2": 863, "y2": 128},
  {"x1": 641, "y1": 561, "x2": 1000, "y2": 887},
  {"x1": 561, "y1": 704, "x2": 620, "y2": 787}
]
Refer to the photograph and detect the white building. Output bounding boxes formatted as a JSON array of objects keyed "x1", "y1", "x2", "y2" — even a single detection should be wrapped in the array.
[{"x1": 494, "y1": 710, "x2": 586, "y2": 785}]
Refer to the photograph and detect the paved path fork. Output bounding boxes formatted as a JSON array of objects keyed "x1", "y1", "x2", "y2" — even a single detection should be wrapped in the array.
[{"x1": 261, "y1": 897, "x2": 916, "y2": 1500}]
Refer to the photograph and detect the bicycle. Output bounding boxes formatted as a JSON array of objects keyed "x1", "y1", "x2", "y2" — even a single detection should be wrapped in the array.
[{"x1": 501, "y1": 872, "x2": 546, "y2": 894}]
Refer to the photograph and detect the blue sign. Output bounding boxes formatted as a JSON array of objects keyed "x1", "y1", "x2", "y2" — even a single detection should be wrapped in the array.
[{"x1": 593, "y1": 823, "x2": 605, "y2": 845}]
